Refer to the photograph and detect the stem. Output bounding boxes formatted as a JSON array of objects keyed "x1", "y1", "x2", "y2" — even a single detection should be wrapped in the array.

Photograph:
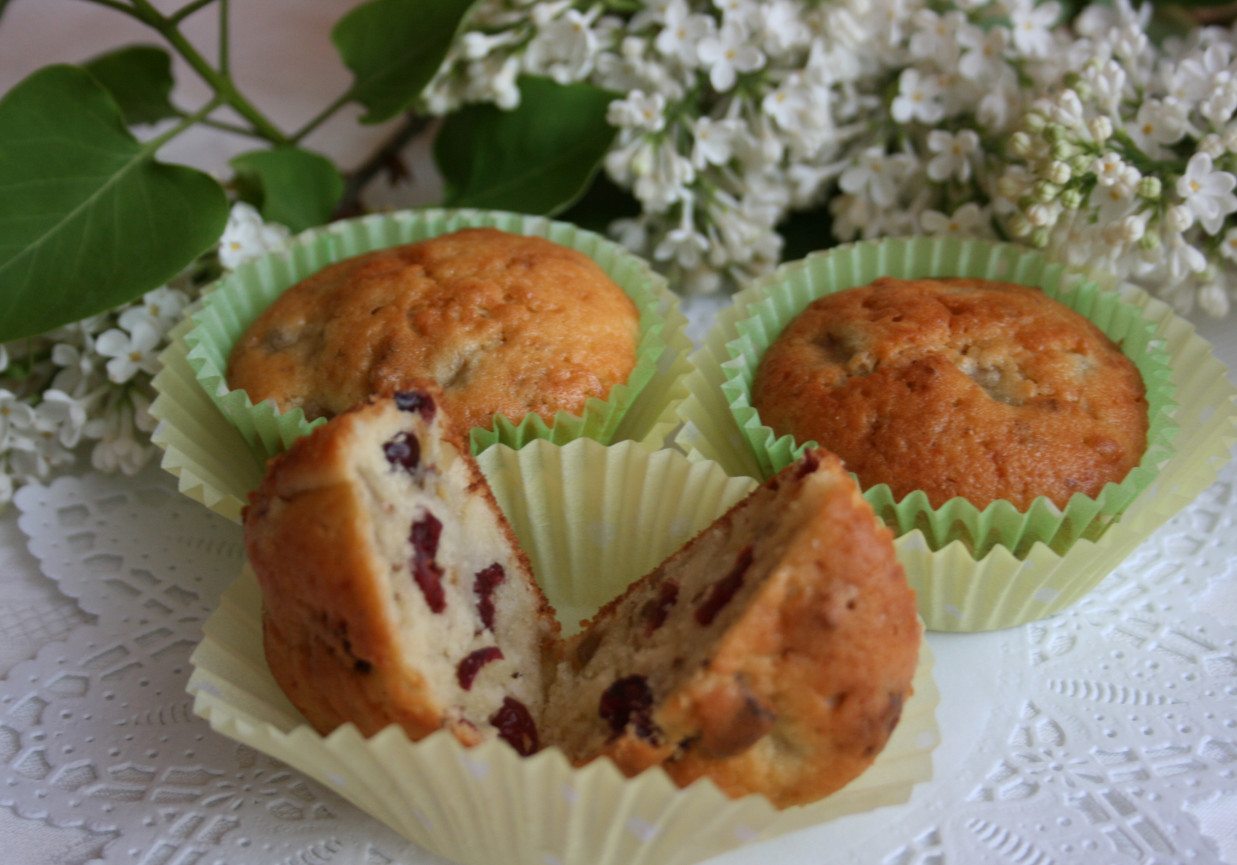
[
  {"x1": 334, "y1": 113, "x2": 432, "y2": 218},
  {"x1": 127, "y1": 0, "x2": 291, "y2": 146},
  {"x1": 291, "y1": 90, "x2": 356, "y2": 144},
  {"x1": 168, "y1": 0, "x2": 217, "y2": 25},
  {"x1": 218, "y1": 0, "x2": 230, "y2": 76}
]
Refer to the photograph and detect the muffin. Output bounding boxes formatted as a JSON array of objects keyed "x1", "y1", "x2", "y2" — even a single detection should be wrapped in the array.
[
  {"x1": 180, "y1": 209, "x2": 693, "y2": 468},
  {"x1": 752, "y1": 276, "x2": 1150, "y2": 511},
  {"x1": 243, "y1": 383, "x2": 559, "y2": 752},
  {"x1": 226, "y1": 227, "x2": 640, "y2": 435},
  {"x1": 243, "y1": 379, "x2": 920, "y2": 807},
  {"x1": 544, "y1": 449, "x2": 919, "y2": 808},
  {"x1": 189, "y1": 437, "x2": 941, "y2": 865},
  {"x1": 672, "y1": 237, "x2": 1197, "y2": 631}
]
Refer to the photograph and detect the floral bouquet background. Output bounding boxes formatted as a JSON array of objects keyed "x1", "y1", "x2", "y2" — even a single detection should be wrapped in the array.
[{"x1": 2, "y1": 0, "x2": 1235, "y2": 504}]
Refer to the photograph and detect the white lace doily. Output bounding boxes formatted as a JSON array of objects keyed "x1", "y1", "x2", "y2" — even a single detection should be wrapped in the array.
[{"x1": 0, "y1": 447, "x2": 1233, "y2": 864}]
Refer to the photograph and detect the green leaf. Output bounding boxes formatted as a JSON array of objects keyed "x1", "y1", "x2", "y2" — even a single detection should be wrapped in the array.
[
  {"x1": 230, "y1": 147, "x2": 344, "y2": 233},
  {"x1": 83, "y1": 45, "x2": 178, "y2": 126},
  {"x1": 0, "y1": 65, "x2": 228, "y2": 342},
  {"x1": 434, "y1": 76, "x2": 619, "y2": 216},
  {"x1": 333, "y1": 0, "x2": 481, "y2": 124},
  {"x1": 557, "y1": 171, "x2": 641, "y2": 235}
]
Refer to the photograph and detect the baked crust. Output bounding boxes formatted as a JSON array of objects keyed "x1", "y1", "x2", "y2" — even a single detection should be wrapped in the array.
[
  {"x1": 753, "y1": 277, "x2": 1149, "y2": 510},
  {"x1": 227, "y1": 228, "x2": 640, "y2": 433}
]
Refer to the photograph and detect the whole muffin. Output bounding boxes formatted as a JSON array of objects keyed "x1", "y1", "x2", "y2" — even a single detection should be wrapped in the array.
[
  {"x1": 752, "y1": 276, "x2": 1149, "y2": 511},
  {"x1": 226, "y1": 227, "x2": 640, "y2": 433}
]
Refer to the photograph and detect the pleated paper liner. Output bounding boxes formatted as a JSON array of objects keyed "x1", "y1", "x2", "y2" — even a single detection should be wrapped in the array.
[
  {"x1": 675, "y1": 236, "x2": 1236, "y2": 631},
  {"x1": 188, "y1": 438, "x2": 939, "y2": 865},
  {"x1": 182, "y1": 208, "x2": 694, "y2": 464}
]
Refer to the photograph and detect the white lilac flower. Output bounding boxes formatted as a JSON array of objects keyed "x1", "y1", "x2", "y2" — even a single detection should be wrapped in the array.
[
  {"x1": 920, "y1": 202, "x2": 989, "y2": 236},
  {"x1": 696, "y1": 19, "x2": 764, "y2": 92},
  {"x1": 608, "y1": 90, "x2": 666, "y2": 132},
  {"x1": 50, "y1": 339, "x2": 99, "y2": 397},
  {"x1": 957, "y1": 24, "x2": 1008, "y2": 84},
  {"x1": 34, "y1": 390, "x2": 87, "y2": 449},
  {"x1": 524, "y1": 7, "x2": 599, "y2": 84},
  {"x1": 218, "y1": 202, "x2": 292, "y2": 270},
  {"x1": 690, "y1": 116, "x2": 743, "y2": 168},
  {"x1": 95, "y1": 316, "x2": 162, "y2": 385},
  {"x1": 1198, "y1": 281, "x2": 1231, "y2": 317},
  {"x1": 909, "y1": 9, "x2": 965, "y2": 66},
  {"x1": 839, "y1": 147, "x2": 913, "y2": 208},
  {"x1": 926, "y1": 129, "x2": 980, "y2": 183},
  {"x1": 1176, "y1": 152, "x2": 1237, "y2": 235},
  {"x1": 127, "y1": 286, "x2": 190, "y2": 331},
  {"x1": 759, "y1": 0, "x2": 809, "y2": 56},
  {"x1": 1128, "y1": 98, "x2": 1188, "y2": 157},
  {"x1": 1008, "y1": 0, "x2": 1061, "y2": 59},
  {"x1": 1220, "y1": 226, "x2": 1237, "y2": 263},
  {"x1": 0, "y1": 389, "x2": 35, "y2": 449},
  {"x1": 654, "y1": 0, "x2": 713, "y2": 68},
  {"x1": 890, "y1": 68, "x2": 945, "y2": 125}
]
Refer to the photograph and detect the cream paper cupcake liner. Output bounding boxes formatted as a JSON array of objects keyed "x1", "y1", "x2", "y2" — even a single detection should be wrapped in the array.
[
  {"x1": 675, "y1": 237, "x2": 1234, "y2": 631},
  {"x1": 182, "y1": 208, "x2": 693, "y2": 463},
  {"x1": 188, "y1": 438, "x2": 940, "y2": 865}
]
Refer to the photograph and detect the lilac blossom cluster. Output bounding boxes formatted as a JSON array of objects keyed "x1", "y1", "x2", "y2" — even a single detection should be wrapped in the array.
[{"x1": 426, "y1": 0, "x2": 1237, "y2": 317}]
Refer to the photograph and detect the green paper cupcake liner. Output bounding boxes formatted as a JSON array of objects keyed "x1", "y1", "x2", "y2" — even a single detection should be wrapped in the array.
[
  {"x1": 188, "y1": 438, "x2": 939, "y2": 865},
  {"x1": 675, "y1": 236, "x2": 1235, "y2": 631},
  {"x1": 182, "y1": 208, "x2": 693, "y2": 464}
]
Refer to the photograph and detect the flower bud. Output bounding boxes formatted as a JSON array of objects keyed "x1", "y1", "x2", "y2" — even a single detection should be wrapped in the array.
[
  {"x1": 1008, "y1": 212, "x2": 1033, "y2": 237},
  {"x1": 1047, "y1": 161, "x2": 1072, "y2": 185},
  {"x1": 1008, "y1": 131, "x2": 1034, "y2": 157},
  {"x1": 1224, "y1": 126, "x2": 1237, "y2": 154},
  {"x1": 1030, "y1": 227, "x2": 1051, "y2": 248},
  {"x1": 1201, "y1": 133, "x2": 1225, "y2": 160},
  {"x1": 1138, "y1": 176, "x2": 1162, "y2": 200},
  {"x1": 1139, "y1": 229, "x2": 1161, "y2": 251},
  {"x1": 1088, "y1": 115, "x2": 1113, "y2": 144},
  {"x1": 1165, "y1": 204, "x2": 1194, "y2": 233},
  {"x1": 1052, "y1": 140, "x2": 1080, "y2": 161},
  {"x1": 1044, "y1": 124, "x2": 1067, "y2": 144},
  {"x1": 1027, "y1": 202, "x2": 1056, "y2": 227},
  {"x1": 1023, "y1": 111, "x2": 1047, "y2": 134},
  {"x1": 996, "y1": 175, "x2": 1025, "y2": 199},
  {"x1": 1035, "y1": 180, "x2": 1061, "y2": 202},
  {"x1": 1061, "y1": 188, "x2": 1085, "y2": 210},
  {"x1": 1069, "y1": 153, "x2": 1092, "y2": 175}
]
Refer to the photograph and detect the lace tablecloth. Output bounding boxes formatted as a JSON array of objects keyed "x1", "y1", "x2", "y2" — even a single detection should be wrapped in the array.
[{"x1": 0, "y1": 306, "x2": 1232, "y2": 865}]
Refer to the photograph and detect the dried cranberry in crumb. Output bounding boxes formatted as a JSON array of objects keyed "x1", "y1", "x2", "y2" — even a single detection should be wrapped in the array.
[
  {"x1": 793, "y1": 448, "x2": 821, "y2": 479},
  {"x1": 457, "y1": 647, "x2": 504, "y2": 690},
  {"x1": 695, "y1": 546, "x2": 753, "y2": 626},
  {"x1": 382, "y1": 431, "x2": 421, "y2": 473},
  {"x1": 410, "y1": 513, "x2": 446, "y2": 613},
  {"x1": 599, "y1": 675, "x2": 659, "y2": 740},
  {"x1": 394, "y1": 389, "x2": 436, "y2": 421},
  {"x1": 640, "y1": 579, "x2": 679, "y2": 635},
  {"x1": 474, "y1": 563, "x2": 506, "y2": 631},
  {"x1": 489, "y1": 697, "x2": 539, "y2": 755}
]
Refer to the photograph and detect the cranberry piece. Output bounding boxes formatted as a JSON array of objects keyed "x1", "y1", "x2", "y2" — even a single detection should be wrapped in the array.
[
  {"x1": 473, "y1": 563, "x2": 506, "y2": 631},
  {"x1": 457, "y1": 647, "x2": 504, "y2": 690},
  {"x1": 599, "y1": 675, "x2": 659, "y2": 740},
  {"x1": 383, "y1": 431, "x2": 421, "y2": 474},
  {"x1": 489, "y1": 697, "x2": 539, "y2": 756},
  {"x1": 793, "y1": 448, "x2": 821, "y2": 480},
  {"x1": 394, "y1": 389, "x2": 436, "y2": 421},
  {"x1": 640, "y1": 579, "x2": 679, "y2": 635},
  {"x1": 695, "y1": 546, "x2": 753, "y2": 626},
  {"x1": 410, "y1": 513, "x2": 446, "y2": 613}
]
